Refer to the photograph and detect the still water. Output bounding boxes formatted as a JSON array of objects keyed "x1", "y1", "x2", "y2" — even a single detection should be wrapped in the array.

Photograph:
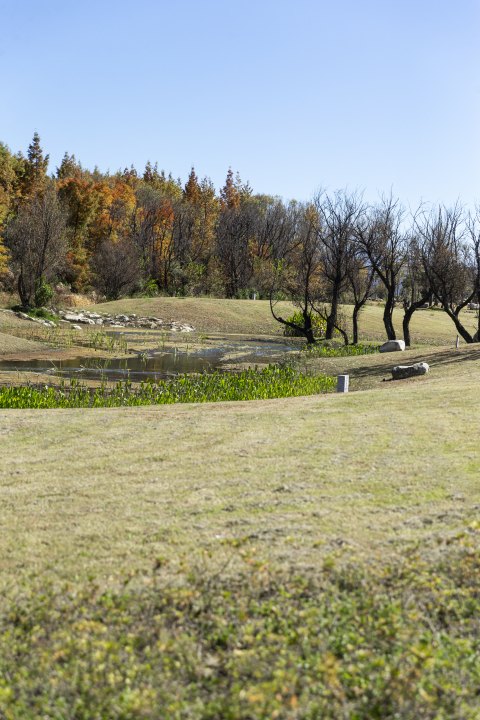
[{"x1": 0, "y1": 338, "x2": 295, "y2": 383}]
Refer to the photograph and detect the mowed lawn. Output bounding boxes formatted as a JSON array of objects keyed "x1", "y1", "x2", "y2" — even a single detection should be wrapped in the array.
[{"x1": 1, "y1": 346, "x2": 479, "y2": 585}]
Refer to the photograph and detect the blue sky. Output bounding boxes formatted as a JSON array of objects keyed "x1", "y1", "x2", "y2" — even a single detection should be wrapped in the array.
[{"x1": 1, "y1": 0, "x2": 479, "y2": 208}]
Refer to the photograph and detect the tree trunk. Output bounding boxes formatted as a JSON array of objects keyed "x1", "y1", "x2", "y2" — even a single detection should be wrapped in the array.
[
  {"x1": 302, "y1": 310, "x2": 315, "y2": 344},
  {"x1": 383, "y1": 291, "x2": 396, "y2": 339},
  {"x1": 402, "y1": 293, "x2": 431, "y2": 347},
  {"x1": 326, "y1": 281, "x2": 340, "y2": 339},
  {"x1": 402, "y1": 306, "x2": 415, "y2": 347},
  {"x1": 352, "y1": 308, "x2": 359, "y2": 344},
  {"x1": 444, "y1": 306, "x2": 474, "y2": 343},
  {"x1": 352, "y1": 300, "x2": 368, "y2": 344},
  {"x1": 17, "y1": 271, "x2": 28, "y2": 307}
]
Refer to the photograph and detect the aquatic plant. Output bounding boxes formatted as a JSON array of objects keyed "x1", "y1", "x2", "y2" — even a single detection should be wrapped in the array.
[{"x1": 0, "y1": 365, "x2": 336, "y2": 408}]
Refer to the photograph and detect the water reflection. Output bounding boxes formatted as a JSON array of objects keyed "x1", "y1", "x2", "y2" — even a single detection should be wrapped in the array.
[{"x1": 0, "y1": 339, "x2": 294, "y2": 383}]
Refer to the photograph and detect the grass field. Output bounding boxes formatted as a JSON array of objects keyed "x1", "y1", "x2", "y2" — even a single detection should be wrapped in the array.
[
  {"x1": 1, "y1": 346, "x2": 479, "y2": 585},
  {"x1": 88, "y1": 296, "x2": 479, "y2": 344},
  {"x1": 2, "y1": 297, "x2": 480, "y2": 717}
]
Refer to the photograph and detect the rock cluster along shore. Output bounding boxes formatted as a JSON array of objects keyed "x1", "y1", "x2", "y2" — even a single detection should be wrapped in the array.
[
  {"x1": 57, "y1": 310, "x2": 195, "y2": 332},
  {"x1": 12, "y1": 308, "x2": 194, "y2": 333}
]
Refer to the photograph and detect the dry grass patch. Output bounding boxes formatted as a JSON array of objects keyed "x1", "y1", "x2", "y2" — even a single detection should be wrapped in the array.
[
  {"x1": 1, "y1": 354, "x2": 479, "y2": 585},
  {"x1": 88, "y1": 297, "x2": 480, "y2": 343}
]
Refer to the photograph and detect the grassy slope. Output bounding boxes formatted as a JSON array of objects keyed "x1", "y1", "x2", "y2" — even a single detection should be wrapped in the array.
[
  {"x1": 89, "y1": 297, "x2": 479, "y2": 343},
  {"x1": 1, "y1": 349, "x2": 479, "y2": 584}
]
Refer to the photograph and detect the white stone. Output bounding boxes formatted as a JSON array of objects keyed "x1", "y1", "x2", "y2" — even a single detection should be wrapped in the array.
[
  {"x1": 379, "y1": 340, "x2": 405, "y2": 353},
  {"x1": 392, "y1": 362, "x2": 429, "y2": 380},
  {"x1": 71, "y1": 325, "x2": 82, "y2": 331}
]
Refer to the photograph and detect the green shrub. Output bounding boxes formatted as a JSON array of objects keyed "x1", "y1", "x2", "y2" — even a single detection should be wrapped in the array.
[
  {"x1": 34, "y1": 276, "x2": 54, "y2": 307},
  {"x1": 283, "y1": 310, "x2": 327, "y2": 338},
  {"x1": 142, "y1": 278, "x2": 159, "y2": 297}
]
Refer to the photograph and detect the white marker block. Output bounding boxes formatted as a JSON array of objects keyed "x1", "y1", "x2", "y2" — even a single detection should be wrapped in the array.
[
  {"x1": 456, "y1": 335, "x2": 459, "y2": 348},
  {"x1": 337, "y1": 375, "x2": 349, "y2": 393}
]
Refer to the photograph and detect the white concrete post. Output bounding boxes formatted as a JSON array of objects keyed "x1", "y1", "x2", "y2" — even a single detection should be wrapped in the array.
[
  {"x1": 456, "y1": 335, "x2": 459, "y2": 348},
  {"x1": 337, "y1": 375, "x2": 349, "y2": 393}
]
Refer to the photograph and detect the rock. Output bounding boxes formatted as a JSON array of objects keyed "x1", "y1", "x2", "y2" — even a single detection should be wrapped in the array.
[
  {"x1": 71, "y1": 325, "x2": 82, "y2": 331},
  {"x1": 63, "y1": 313, "x2": 94, "y2": 324},
  {"x1": 392, "y1": 362, "x2": 429, "y2": 380},
  {"x1": 470, "y1": 303, "x2": 479, "y2": 310},
  {"x1": 379, "y1": 340, "x2": 405, "y2": 353}
]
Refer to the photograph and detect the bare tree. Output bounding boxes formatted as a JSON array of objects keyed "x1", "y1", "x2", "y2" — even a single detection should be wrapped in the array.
[
  {"x1": 356, "y1": 194, "x2": 408, "y2": 340},
  {"x1": 91, "y1": 238, "x2": 141, "y2": 300},
  {"x1": 417, "y1": 203, "x2": 476, "y2": 342},
  {"x1": 215, "y1": 205, "x2": 258, "y2": 298},
  {"x1": 401, "y1": 232, "x2": 432, "y2": 346},
  {"x1": 315, "y1": 189, "x2": 367, "y2": 339},
  {"x1": 4, "y1": 183, "x2": 68, "y2": 306},
  {"x1": 269, "y1": 204, "x2": 322, "y2": 344},
  {"x1": 466, "y1": 204, "x2": 480, "y2": 340},
  {"x1": 347, "y1": 256, "x2": 376, "y2": 344}
]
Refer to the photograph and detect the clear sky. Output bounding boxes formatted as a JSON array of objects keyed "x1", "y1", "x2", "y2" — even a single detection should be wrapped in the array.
[{"x1": 1, "y1": 0, "x2": 479, "y2": 208}]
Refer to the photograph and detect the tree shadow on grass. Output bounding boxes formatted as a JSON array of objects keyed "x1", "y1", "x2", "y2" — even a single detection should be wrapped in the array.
[{"x1": 347, "y1": 346, "x2": 480, "y2": 382}]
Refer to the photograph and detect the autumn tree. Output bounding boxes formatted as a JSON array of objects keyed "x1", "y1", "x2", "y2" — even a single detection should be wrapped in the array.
[
  {"x1": 142, "y1": 161, "x2": 182, "y2": 200},
  {"x1": 57, "y1": 177, "x2": 101, "y2": 290},
  {"x1": 56, "y1": 152, "x2": 81, "y2": 179},
  {"x1": 131, "y1": 186, "x2": 175, "y2": 289},
  {"x1": 22, "y1": 132, "x2": 49, "y2": 197},
  {"x1": 0, "y1": 143, "x2": 25, "y2": 222}
]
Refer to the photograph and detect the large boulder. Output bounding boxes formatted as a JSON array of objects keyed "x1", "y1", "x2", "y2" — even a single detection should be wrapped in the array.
[
  {"x1": 392, "y1": 362, "x2": 429, "y2": 380},
  {"x1": 379, "y1": 340, "x2": 405, "y2": 353}
]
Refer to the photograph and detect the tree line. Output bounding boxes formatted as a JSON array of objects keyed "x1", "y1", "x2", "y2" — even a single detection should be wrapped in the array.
[{"x1": 1, "y1": 133, "x2": 479, "y2": 344}]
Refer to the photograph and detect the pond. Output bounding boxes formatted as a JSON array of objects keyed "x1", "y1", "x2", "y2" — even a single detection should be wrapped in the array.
[{"x1": 0, "y1": 337, "x2": 296, "y2": 383}]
